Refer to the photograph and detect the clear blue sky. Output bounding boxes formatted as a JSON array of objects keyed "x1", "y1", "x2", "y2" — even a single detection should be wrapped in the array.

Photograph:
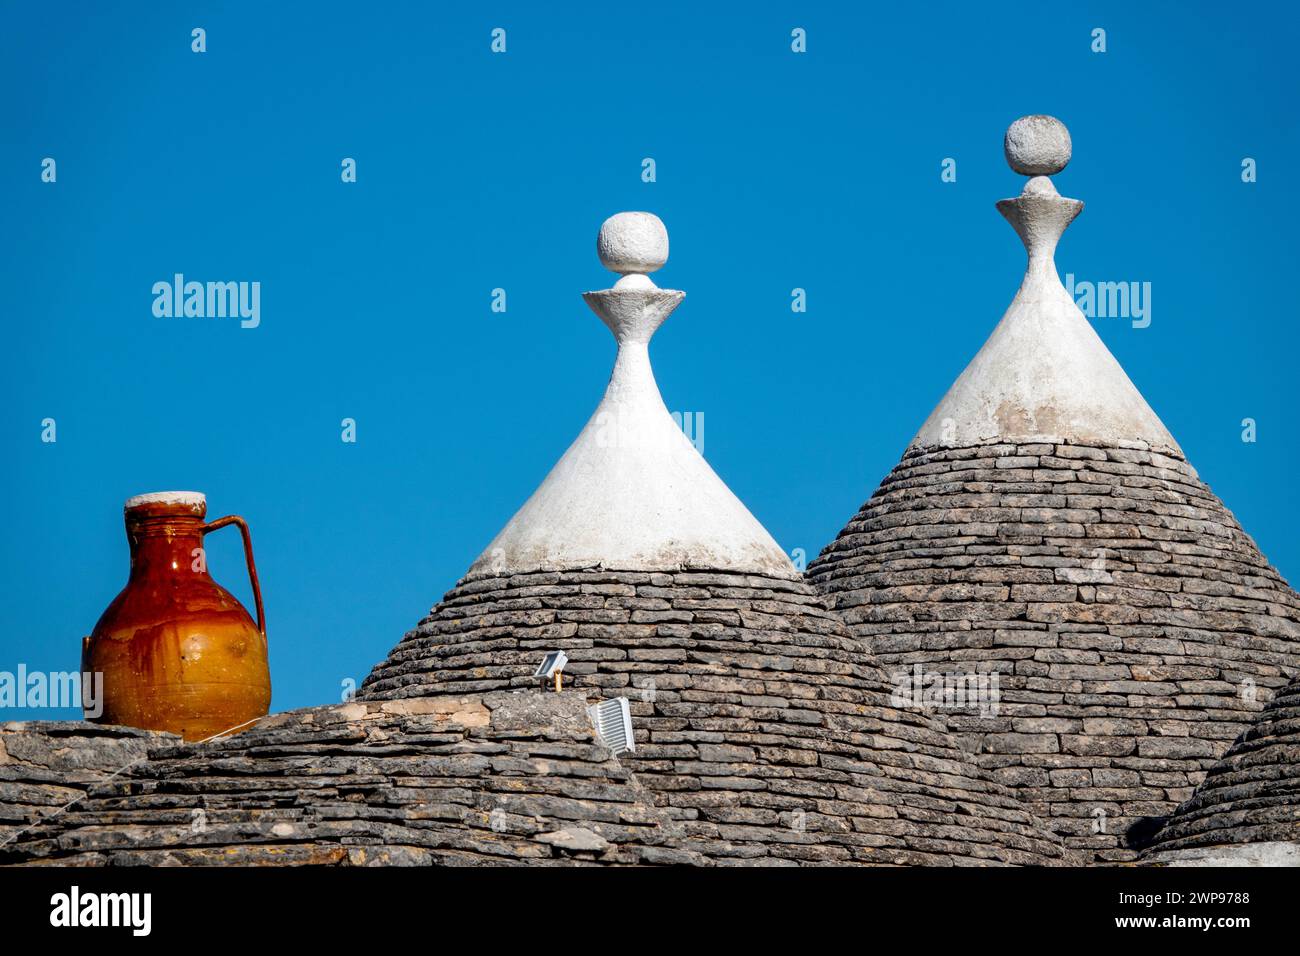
[{"x1": 3, "y1": 1, "x2": 1297, "y2": 718}]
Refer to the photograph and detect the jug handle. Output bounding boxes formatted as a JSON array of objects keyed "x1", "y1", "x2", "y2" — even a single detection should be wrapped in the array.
[{"x1": 202, "y1": 515, "x2": 267, "y2": 638}]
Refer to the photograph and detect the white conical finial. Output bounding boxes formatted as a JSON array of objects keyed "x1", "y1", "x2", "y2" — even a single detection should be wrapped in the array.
[
  {"x1": 466, "y1": 212, "x2": 795, "y2": 580},
  {"x1": 910, "y1": 117, "x2": 1180, "y2": 455},
  {"x1": 597, "y1": 212, "x2": 669, "y2": 290}
]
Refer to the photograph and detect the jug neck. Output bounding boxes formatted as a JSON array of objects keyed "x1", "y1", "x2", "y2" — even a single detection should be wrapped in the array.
[{"x1": 125, "y1": 514, "x2": 209, "y2": 579}]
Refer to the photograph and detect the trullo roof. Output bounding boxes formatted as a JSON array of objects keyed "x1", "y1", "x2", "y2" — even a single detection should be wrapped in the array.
[
  {"x1": 1143, "y1": 675, "x2": 1300, "y2": 865},
  {"x1": 808, "y1": 117, "x2": 1300, "y2": 864}
]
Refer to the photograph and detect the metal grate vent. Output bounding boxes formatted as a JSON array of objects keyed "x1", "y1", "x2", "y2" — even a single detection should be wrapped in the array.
[{"x1": 588, "y1": 697, "x2": 635, "y2": 755}]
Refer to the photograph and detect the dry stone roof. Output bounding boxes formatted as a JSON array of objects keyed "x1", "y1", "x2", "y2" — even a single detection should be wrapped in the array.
[
  {"x1": 808, "y1": 119, "x2": 1300, "y2": 862},
  {"x1": 808, "y1": 439, "x2": 1300, "y2": 862},
  {"x1": 359, "y1": 567, "x2": 1070, "y2": 865},
  {"x1": 1, "y1": 693, "x2": 698, "y2": 866},
  {"x1": 0, "y1": 722, "x2": 167, "y2": 850},
  {"x1": 1143, "y1": 676, "x2": 1300, "y2": 865}
]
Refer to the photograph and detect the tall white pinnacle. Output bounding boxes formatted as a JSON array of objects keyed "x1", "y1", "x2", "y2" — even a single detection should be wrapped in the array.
[
  {"x1": 912, "y1": 115, "x2": 1179, "y2": 454},
  {"x1": 467, "y1": 212, "x2": 796, "y2": 580}
]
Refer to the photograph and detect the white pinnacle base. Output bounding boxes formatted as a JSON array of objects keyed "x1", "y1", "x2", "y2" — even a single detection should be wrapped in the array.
[
  {"x1": 912, "y1": 179, "x2": 1179, "y2": 454},
  {"x1": 467, "y1": 286, "x2": 795, "y2": 580}
]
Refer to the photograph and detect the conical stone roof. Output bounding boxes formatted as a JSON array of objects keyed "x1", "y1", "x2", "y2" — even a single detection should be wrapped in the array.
[
  {"x1": 359, "y1": 213, "x2": 1069, "y2": 865},
  {"x1": 1142, "y1": 676, "x2": 1300, "y2": 866},
  {"x1": 807, "y1": 117, "x2": 1300, "y2": 863}
]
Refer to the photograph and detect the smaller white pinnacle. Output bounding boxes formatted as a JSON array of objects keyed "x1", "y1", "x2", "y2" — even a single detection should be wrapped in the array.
[
  {"x1": 597, "y1": 212, "x2": 668, "y2": 288},
  {"x1": 467, "y1": 211, "x2": 794, "y2": 580},
  {"x1": 1004, "y1": 115, "x2": 1072, "y2": 176}
]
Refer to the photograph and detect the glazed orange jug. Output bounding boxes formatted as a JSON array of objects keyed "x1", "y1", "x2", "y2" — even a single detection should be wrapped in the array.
[{"x1": 83, "y1": 491, "x2": 271, "y2": 740}]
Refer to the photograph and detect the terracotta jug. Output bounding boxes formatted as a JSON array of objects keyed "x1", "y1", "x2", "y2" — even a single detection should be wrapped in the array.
[{"x1": 83, "y1": 491, "x2": 271, "y2": 740}]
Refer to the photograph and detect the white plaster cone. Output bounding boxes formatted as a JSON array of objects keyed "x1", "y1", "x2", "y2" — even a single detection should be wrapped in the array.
[
  {"x1": 467, "y1": 213, "x2": 795, "y2": 580},
  {"x1": 911, "y1": 118, "x2": 1180, "y2": 456}
]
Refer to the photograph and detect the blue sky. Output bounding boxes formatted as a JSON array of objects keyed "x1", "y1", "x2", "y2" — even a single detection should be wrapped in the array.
[{"x1": 3, "y1": 1, "x2": 1297, "y2": 717}]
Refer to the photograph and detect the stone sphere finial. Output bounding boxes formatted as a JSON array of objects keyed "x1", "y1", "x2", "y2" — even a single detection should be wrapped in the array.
[
  {"x1": 1004, "y1": 115, "x2": 1072, "y2": 176},
  {"x1": 597, "y1": 212, "x2": 669, "y2": 280}
]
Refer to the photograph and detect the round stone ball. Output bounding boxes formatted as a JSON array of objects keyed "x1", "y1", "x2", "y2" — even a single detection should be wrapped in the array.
[
  {"x1": 597, "y1": 212, "x2": 668, "y2": 274},
  {"x1": 1004, "y1": 115, "x2": 1072, "y2": 176}
]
